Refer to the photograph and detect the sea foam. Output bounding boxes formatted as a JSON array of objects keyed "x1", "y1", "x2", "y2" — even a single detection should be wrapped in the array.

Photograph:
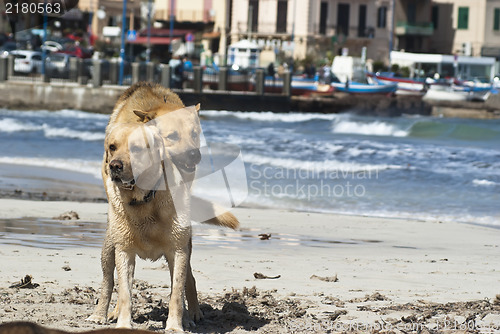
[
  {"x1": 201, "y1": 110, "x2": 341, "y2": 123},
  {"x1": 332, "y1": 120, "x2": 409, "y2": 137}
]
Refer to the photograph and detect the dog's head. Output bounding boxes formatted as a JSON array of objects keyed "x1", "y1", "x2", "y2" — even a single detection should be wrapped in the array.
[
  {"x1": 133, "y1": 104, "x2": 202, "y2": 177},
  {"x1": 104, "y1": 123, "x2": 165, "y2": 194}
]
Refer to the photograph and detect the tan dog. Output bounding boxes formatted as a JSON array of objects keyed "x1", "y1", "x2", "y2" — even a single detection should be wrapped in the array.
[
  {"x1": 0, "y1": 322, "x2": 155, "y2": 334},
  {"x1": 87, "y1": 83, "x2": 239, "y2": 331}
]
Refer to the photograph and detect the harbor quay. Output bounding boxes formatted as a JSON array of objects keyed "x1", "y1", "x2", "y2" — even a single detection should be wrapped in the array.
[{"x1": 0, "y1": 56, "x2": 499, "y2": 118}]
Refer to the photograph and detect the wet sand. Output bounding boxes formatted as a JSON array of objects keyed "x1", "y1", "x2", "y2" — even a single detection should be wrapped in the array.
[{"x1": 0, "y1": 199, "x2": 500, "y2": 333}]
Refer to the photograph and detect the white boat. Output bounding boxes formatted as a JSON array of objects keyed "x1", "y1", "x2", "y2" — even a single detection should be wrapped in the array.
[{"x1": 422, "y1": 84, "x2": 491, "y2": 102}]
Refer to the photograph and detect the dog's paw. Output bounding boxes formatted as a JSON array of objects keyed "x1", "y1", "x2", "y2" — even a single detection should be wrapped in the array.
[
  {"x1": 189, "y1": 307, "x2": 204, "y2": 323},
  {"x1": 86, "y1": 314, "x2": 107, "y2": 324},
  {"x1": 116, "y1": 320, "x2": 132, "y2": 329},
  {"x1": 165, "y1": 318, "x2": 184, "y2": 332},
  {"x1": 183, "y1": 313, "x2": 196, "y2": 330}
]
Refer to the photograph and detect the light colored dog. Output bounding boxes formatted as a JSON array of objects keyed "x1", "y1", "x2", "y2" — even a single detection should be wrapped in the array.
[
  {"x1": 0, "y1": 322, "x2": 155, "y2": 334},
  {"x1": 87, "y1": 83, "x2": 239, "y2": 331}
]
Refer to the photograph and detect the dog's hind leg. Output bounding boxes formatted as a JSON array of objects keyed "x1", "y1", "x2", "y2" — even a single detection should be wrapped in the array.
[
  {"x1": 114, "y1": 248, "x2": 136, "y2": 329},
  {"x1": 165, "y1": 247, "x2": 189, "y2": 331},
  {"x1": 185, "y1": 238, "x2": 203, "y2": 323},
  {"x1": 87, "y1": 232, "x2": 116, "y2": 324}
]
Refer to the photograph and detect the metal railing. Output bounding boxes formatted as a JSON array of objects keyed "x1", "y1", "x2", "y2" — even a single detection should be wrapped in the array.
[
  {"x1": 395, "y1": 21, "x2": 434, "y2": 36},
  {"x1": 0, "y1": 56, "x2": 292, "y2": 97}
]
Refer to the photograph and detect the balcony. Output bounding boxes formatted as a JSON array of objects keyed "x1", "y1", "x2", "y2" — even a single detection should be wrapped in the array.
[
  {"x1": 155, "y1": 9, "x2": 214, "y2": 23},
  {"x1": 395, "y1": 22, "x2": 434, "y2": 36}
]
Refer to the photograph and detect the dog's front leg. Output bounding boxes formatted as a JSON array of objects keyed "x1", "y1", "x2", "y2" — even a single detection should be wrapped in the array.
[
  {"x1": 115, "y1": 248, "x2": 136, "y2": 328},
  {"x1": 186, "y1": 238, "x2": 202, "y2": 322},
  {"x1": 165, "y1": 247, "x2": 189, "y2": 331},
  {"x1": 87, "y1": 232, "x2": 115, "y2": 323}
]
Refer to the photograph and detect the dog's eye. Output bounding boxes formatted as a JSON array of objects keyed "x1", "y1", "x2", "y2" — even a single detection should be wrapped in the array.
[
  {"x1": 166, "y1": 132, "x2": 179, "y2": 141},
  {"x1": 109, "y1": 144, "x2": 117, "y2": 152},
  {"x1": 191, "y1": 130, "x2": 198, "y2": 139}
]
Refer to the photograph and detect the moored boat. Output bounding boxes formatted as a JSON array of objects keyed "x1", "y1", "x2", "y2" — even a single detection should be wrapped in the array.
[
  {"x1": 422, "y1": 82, "x2": 491, "y2": 102},
  {"x1": 367, "y1": 72, "x2": 427, "y2": 96},
  {"x1": 331, "y1": 80, "x2": 397, "y2": 95}
]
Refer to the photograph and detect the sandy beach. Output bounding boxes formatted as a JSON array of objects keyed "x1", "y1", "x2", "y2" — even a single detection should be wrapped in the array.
[{"x1": 0, "y1": 198, "x2": 499, "y2": 333}]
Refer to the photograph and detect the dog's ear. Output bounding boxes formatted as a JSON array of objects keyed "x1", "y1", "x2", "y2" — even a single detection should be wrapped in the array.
[
  {"x1": 103, "y1": 150, "x2": 109, "y2": 175},
  {"x1": 133, "y1": 110, "x2": 153, "y2": 123},
  {"x1": 195, "y1": 103, "x2": 201, "y2": 114}
]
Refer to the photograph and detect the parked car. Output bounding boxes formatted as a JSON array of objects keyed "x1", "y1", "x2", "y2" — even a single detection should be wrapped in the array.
[
  {"x1": 11, "y1": 50, "x2": 42, "y2": 73},
  {"x1": 11, "y1": 50, "x2": 56, "y2": 74},
  {"x1": 42, "y1": 41, "x2": 64, "y2": 53},
  {"x1": 48, "y1": 53, "x2": 73, "y2": 78}
]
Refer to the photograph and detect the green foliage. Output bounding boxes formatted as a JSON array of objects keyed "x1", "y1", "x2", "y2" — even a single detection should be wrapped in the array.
[
  {"x1": 400, "y1": 66, "x2": 410, "y2": 78},
  {"x1": 372, "y1": 61, "x2": 387, "y2": 73},
  {"x1": 390, "y1": 64, "x2": 400, "y2": 73}
]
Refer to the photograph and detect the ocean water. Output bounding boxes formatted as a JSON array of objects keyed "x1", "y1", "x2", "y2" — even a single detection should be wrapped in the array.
[{"x1": 0, "y1": 108, "x2": 499, "y2": 228}]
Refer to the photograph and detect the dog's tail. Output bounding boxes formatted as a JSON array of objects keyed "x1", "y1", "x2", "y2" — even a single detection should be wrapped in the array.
[
  {"x1": 202, "y1": 211, "x2": 240, "y2": 230},
  {"x1": 191, "y1": 196, "x2": 240, "y2": 230}
]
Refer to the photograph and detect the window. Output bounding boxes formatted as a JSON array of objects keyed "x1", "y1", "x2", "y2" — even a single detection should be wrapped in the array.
[
  {"x1": 249, "y1": 0, "x2": 259, "y2": 32},
  {"x1": 494, "y1": 8, "x2": 500, "y2": 31},
  {"x1": 358, "y1": 5, "x2": 366, "y2": 37},
  {"x1": 432, "y1": 5, "x2": 439, "y2": 29},
  {"x1": 377, "y1": 6, "x2": 387, "y2": 28},
  {"x1": 337, "y1": 3, "x2": 350, "y2": 36},
  {"x1": 407, "y1": 3, "x2": 416, "y2": 23},
  {"x1": 276, "y1": 0, "x2": 287, "y2": 33},
  {"x1": 457, "y1": 7, "x2": 468, "y2": 30},
  {"x1": 319, "y1": 2, "x2": 328, "y2": 35}
]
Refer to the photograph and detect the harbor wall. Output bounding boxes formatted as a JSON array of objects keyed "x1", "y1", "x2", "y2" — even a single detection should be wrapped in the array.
[{"x1": 0, "y1": 81, "x2": 499, "y2": 118}]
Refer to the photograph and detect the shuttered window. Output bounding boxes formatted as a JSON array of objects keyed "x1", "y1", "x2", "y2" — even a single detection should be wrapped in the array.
[
  {"x1": 457, "y1": 7, "x2": 468, "y2": 30},
  {"x1": 494, "y1": 8, "x2": 500, "y2": 31}
]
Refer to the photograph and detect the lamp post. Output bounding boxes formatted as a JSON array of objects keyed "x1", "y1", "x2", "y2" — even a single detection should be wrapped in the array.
[
  {"x1": 41, "y1": 0, "x2": 48, "y2": 77},
  {"x1": 146, "y1": 0, "x2": 152, "y2": 63},
  {"x1": 169, "y1": 0, "x2": 175, "y2": 53},
  {"x1": 389, "y1": 0, "x2": 395, "y2": 66},
  {"x1": 119, "y1": 0, "x2": 128, "y2": 85}
]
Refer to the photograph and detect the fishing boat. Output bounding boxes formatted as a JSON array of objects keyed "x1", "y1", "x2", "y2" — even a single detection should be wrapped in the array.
[
  {"x1": 367, "y1": 72, "x2": 427, "y2": 96},
  {"x1": 261, "y1": 76, "x2": 334, "y2": 96},
  {"x1": 331, "y1": 80, "x2": 397, "y2": 95},
  {"x1": 422, "y1": 81, "x2": 491, "y2": 102}
]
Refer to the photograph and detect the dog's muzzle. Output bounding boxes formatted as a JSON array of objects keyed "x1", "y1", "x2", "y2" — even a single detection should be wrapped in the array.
[
  {"x1": 172, "y1": 148, "x2": 201, "y2": 174},
  {"x1": 109, "y1": 159, "x2": 135, "y2": 190}
]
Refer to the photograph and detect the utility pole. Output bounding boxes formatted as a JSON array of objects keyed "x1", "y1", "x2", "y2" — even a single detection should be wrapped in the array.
[
  {"x1": 41, "y1": 0, "x2": 48, "y2": 76},
  {"x1": 247, "y1": 4, "x2": 252, "y2": 40},
  {"x1": 119, "y1": 0, "x2": 128, "y2": 85},
  {"x1": 389, "y1": 0, "x2": 395, "y2": 66},
  {"x1": 169, "y1": 0, "x2": 175, "y2": 53},
  {"x1": 146, "y1": 0, "x2": 152, "y2": 63},
  {"x1": 223, "y1": 0, "x2": 231, "y2": 66}
]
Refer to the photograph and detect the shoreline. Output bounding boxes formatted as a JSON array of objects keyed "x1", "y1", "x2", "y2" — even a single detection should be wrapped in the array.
[
  {"x1": 0, "y1": 159, "x2": 498, "y2": 230},
  {"x1": 0, "y1": 198, "x2": 499, "y2": 332}
]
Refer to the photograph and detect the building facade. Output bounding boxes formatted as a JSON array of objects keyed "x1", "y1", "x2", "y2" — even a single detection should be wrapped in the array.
[
  {"x1": 394, "y1": 0, "x2": 434, "y2": 53},
  {"x1": 431, "y1": 0, "x2": 500, "y2": 60},
  {"x1": 229, "y1": 0, "x2": 394, "y2": 64},
  {"x1": 226, "y1": 0, "x2": 500, "y2": 67}
]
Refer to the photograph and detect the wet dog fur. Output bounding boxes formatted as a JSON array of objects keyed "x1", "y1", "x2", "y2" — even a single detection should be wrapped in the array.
[{"x1": 87, "y1": 82, "x2": 239, "y2": 331}]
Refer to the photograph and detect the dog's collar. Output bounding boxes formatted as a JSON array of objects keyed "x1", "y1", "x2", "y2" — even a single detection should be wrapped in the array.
[{"x1": 128, "y1": 189, "x2": 156, "y2": 206}]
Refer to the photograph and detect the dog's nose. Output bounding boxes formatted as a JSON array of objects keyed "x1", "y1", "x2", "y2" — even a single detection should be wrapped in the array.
[
  {"x1": 109, "y1": 159, "x2": 123, "y2": 172},
  {"x1": 188, "y1": 148, "x2": 201, "y2": 164}
]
